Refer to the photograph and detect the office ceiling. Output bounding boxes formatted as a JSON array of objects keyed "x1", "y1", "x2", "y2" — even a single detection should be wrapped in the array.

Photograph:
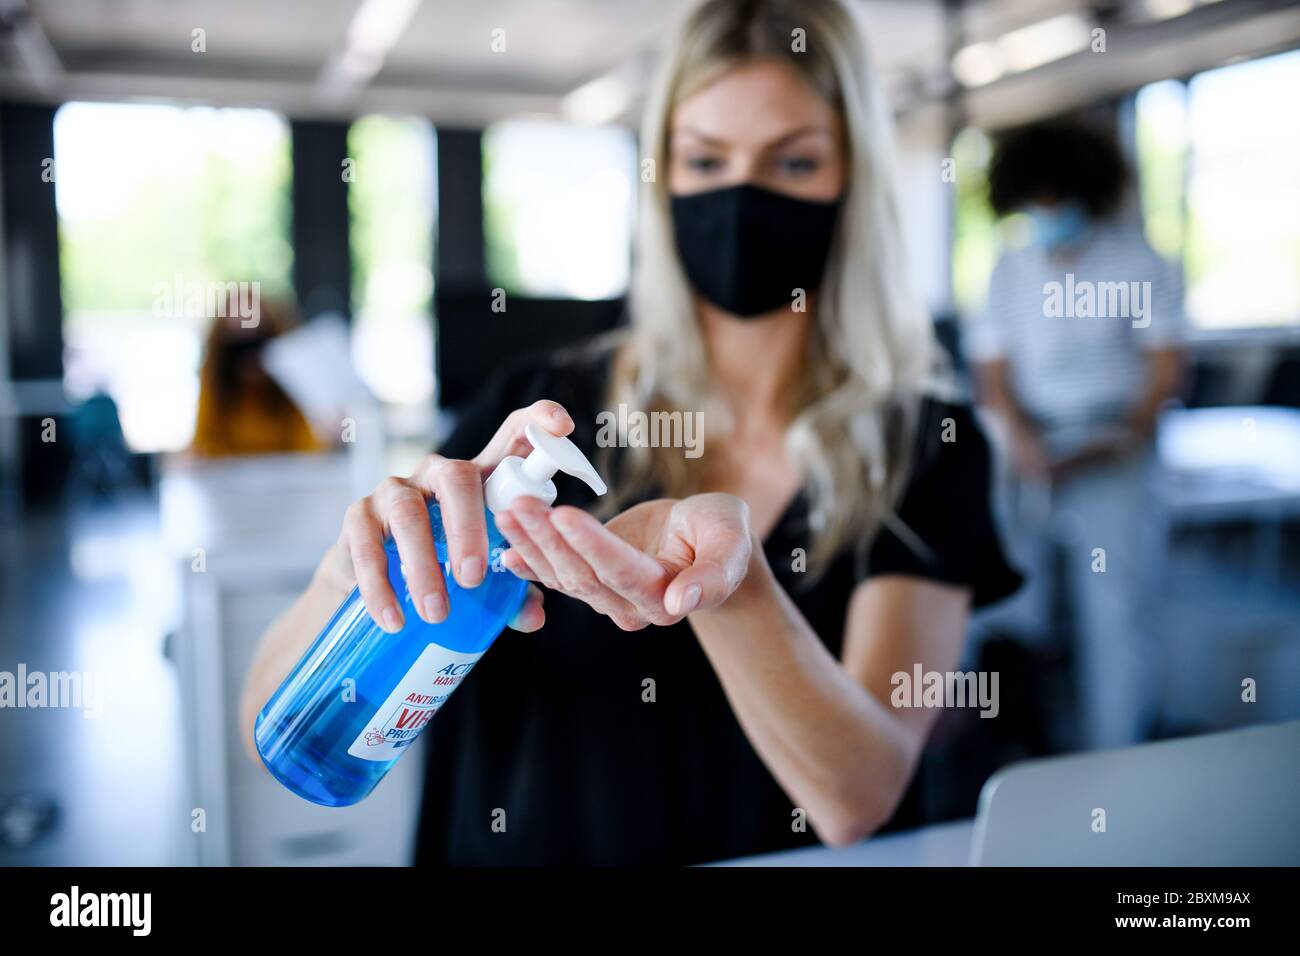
[{"x1": 0, "y1": 0, "x2": 1298, "y2": 129}]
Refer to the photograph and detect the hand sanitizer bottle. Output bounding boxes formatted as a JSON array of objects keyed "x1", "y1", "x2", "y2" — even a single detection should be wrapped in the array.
[{"x1": 254, "y1": 424, "x2": 607, "y2": 806}]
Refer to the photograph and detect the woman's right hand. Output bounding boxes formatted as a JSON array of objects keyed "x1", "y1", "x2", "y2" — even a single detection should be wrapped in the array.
[{"x1": 324, "y1": 399, "x2": 574, "y2": 635}]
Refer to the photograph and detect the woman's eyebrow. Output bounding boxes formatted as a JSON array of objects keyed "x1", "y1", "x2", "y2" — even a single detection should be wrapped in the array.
[
  {"x1": 671, "y1": 125, "x2": 728, "y2": 147},
  {"x1": 764, "y1": 126, "x2": 834, "y2": 148},
  {"x1": 672, "y1": 124, "x2": 832, "y2": 149}
]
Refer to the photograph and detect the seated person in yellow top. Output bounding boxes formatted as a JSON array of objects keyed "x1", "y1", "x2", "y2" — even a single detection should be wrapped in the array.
[{"x1": 190, "y1": 300, "x2": 326, "y2": 459}]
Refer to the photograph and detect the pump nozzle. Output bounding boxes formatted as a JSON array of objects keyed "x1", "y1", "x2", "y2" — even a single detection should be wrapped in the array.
[{"x1": 484, "y1": 423, "x2": 607, "y2": 514}]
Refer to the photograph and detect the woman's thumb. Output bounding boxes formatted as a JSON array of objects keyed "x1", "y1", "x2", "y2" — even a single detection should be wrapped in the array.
[{"x1": 663, "y1": 549, "x2": 749, "y2": 616}]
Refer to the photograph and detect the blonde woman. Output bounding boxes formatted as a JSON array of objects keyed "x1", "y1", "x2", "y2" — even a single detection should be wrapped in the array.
[{"x1": 243, "y1": 0, "x2": 1020, "y2": 865}]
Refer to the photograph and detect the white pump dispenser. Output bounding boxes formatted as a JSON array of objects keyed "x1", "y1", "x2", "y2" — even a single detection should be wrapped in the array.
[{"x1": 484, "y1": 424, "x2": 607, "y2": 514}]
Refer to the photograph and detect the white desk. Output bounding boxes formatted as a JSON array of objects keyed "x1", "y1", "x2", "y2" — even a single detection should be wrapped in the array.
[
  {"x1": 1146, "y1": 407, "x2": 1300, "y2": 729},
  {"x1": 712, "y1": 819, "x2": 974, "y2": 867},
  {"x1": 162, "y1": 452, "x2": 423, "y2": 866},
  {"x1": 1150, "y1": 405, "x2": 1300, "y2": 568}
]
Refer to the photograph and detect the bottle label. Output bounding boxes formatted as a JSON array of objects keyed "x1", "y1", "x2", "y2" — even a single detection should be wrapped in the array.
[{"x1": 346, "y1": 643, "x2": 483, "y2": 762}]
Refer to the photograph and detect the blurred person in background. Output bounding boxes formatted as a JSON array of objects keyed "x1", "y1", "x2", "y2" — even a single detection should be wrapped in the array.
[
  {"x1": 966, "y1": 122, "x2": 1183, "y2": 751},
  {"x1": 67, "y1": 390, "x2": 134, "y2": 501},
  {"x1": 244, "y1": 0, "x2": 1021, "y2": 865},
  {"x1": 190, "y1": 297, "x2": 327, "y2": 458}
]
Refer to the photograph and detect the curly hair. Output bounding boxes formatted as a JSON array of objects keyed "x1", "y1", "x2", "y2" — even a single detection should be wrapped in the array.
[{"x1": 987, "y1": 121, "x2": 1130, "y2": 219}]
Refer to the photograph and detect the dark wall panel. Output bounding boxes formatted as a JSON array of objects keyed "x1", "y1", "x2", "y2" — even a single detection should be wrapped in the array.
[
  {"x1": 435, "y1": 292, "x2": 625, "y2": 409},
  {"x1": 435, "y1": 127, "x2": 486, "y2": 295},
  {"x1": 290, "y1": 120, "x2": 352, "y2": 318},
  {"x1": 1, "y1": 101, "x2": 64, "y2": 381}
]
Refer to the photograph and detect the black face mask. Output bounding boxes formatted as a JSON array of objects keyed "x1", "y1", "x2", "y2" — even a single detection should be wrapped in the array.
[{"x1": 670, "y1": 182, "x2": 842, "y2": 319}]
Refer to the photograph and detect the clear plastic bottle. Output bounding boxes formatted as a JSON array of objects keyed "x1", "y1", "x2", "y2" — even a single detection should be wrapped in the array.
[{"x1": 254, "y1": 424, "x2": 606, "y2": 806}]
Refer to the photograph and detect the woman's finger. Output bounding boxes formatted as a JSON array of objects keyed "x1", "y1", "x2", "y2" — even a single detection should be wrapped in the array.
[
  {"x1": 507, "y1": 584, "x2": 546, "y2": 633},
  {"x1": 511, "y1": 499, "x2": 647, "y2": 623},
  {"x1": 548, "y1": 505, "x2": 673, "y2": 622},
  {"x1": 500, "y1": 548, "x2": 540, "y2": 582},
  {"x1": 342, "y1": 499, "x2": 404, "y2": 633},
  {"x1": 502, "y1": 544, "x2": 646, "y2": 632},
  {"x1": 496, "y1": 509, "x2": 559, "y2": 588},
  {"x1": 471, "y1": 400, "x2": 574, "y2": 473},
  {"x1": 509, "y1": 498, "x2": 596, "y2": 595},
  {"x1": 377, "y1": 477, "x2": 448, "y2": 624},
  {"x1": 431, "y1": 458, "x2": 488, "y2": 590}
]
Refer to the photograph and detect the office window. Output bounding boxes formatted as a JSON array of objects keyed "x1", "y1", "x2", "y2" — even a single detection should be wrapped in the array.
[
  {"x1": 950, "y1": 126, "x2": 996, "y2": 316},
  {"x1": 347, "y1": 115, "x2": 436, "y2": 405},
  {"x1": 1183, "y1": 50, "x2": 1300, "y2": 330},
  {"x1": 1133, "y1": 79, "x2": 1188, "y2": 263},
  {"x1": 482, "y1": 120, "x2": 636, "y2": 300},
  {"x1": 949, "y1": 125, "x2": 1032, "y2": 316},
  {"x1": 1138, "y1": 51, "x2": 1300, "y2": 331},
  {"x1": 55, "y1": 103, "x2": 293, "y2": 451}
]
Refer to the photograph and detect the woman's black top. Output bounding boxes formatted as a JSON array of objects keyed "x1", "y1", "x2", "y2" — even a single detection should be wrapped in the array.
[{"x1": 414, "y1": 348, "x2": 1021, "y2": 866}]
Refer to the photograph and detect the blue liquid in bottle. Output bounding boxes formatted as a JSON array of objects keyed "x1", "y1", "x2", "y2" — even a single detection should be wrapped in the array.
[{"x1": 254, "y1": 501, "x2": 527, "y2": 807}]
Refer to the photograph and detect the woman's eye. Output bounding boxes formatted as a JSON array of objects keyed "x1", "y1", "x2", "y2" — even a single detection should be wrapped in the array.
[
  {"x1": 684, "y1": 155, "x2": 724, "y2": 174},
  {"x1": 775, "y1": 156, "x2": 821, "y2": 176}
]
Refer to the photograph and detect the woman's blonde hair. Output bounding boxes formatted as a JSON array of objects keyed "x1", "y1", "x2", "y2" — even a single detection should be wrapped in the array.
[{"x1": 604, "y1": 0, "x2": 941, "y2": 578}]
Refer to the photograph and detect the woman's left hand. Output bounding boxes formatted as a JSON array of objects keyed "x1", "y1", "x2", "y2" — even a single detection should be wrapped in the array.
[{"x1": 496, "y1": 493, "x2": 754, "y2": 631}]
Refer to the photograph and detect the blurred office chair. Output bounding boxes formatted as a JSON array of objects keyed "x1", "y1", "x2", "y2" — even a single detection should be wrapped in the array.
[{"x1": 65, "y1": 391, "x2": 139, "y2": 503}]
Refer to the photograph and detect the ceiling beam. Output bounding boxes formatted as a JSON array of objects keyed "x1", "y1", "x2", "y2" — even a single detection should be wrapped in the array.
[{"x1": 0, "y1": 66, "x2": 564, "y2": 124}]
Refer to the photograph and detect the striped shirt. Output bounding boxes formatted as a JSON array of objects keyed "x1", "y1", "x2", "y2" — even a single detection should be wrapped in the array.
[{"x1": 965, "y1": 219, "x2": 1184, "y2": 457}]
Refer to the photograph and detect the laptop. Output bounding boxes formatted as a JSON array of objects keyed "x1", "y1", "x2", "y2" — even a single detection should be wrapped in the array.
[{"x1": 970, "y1": 719, "x2": 1300, "y2": 866}]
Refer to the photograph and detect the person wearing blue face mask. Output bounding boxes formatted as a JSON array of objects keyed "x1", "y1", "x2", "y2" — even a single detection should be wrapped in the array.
[
  {"x1": 1025, "y1": 200, "x2": 1092, "y2": 254},
  {"x1": 966, "y1": 122, "x2": 1185, "y2": 751}
]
